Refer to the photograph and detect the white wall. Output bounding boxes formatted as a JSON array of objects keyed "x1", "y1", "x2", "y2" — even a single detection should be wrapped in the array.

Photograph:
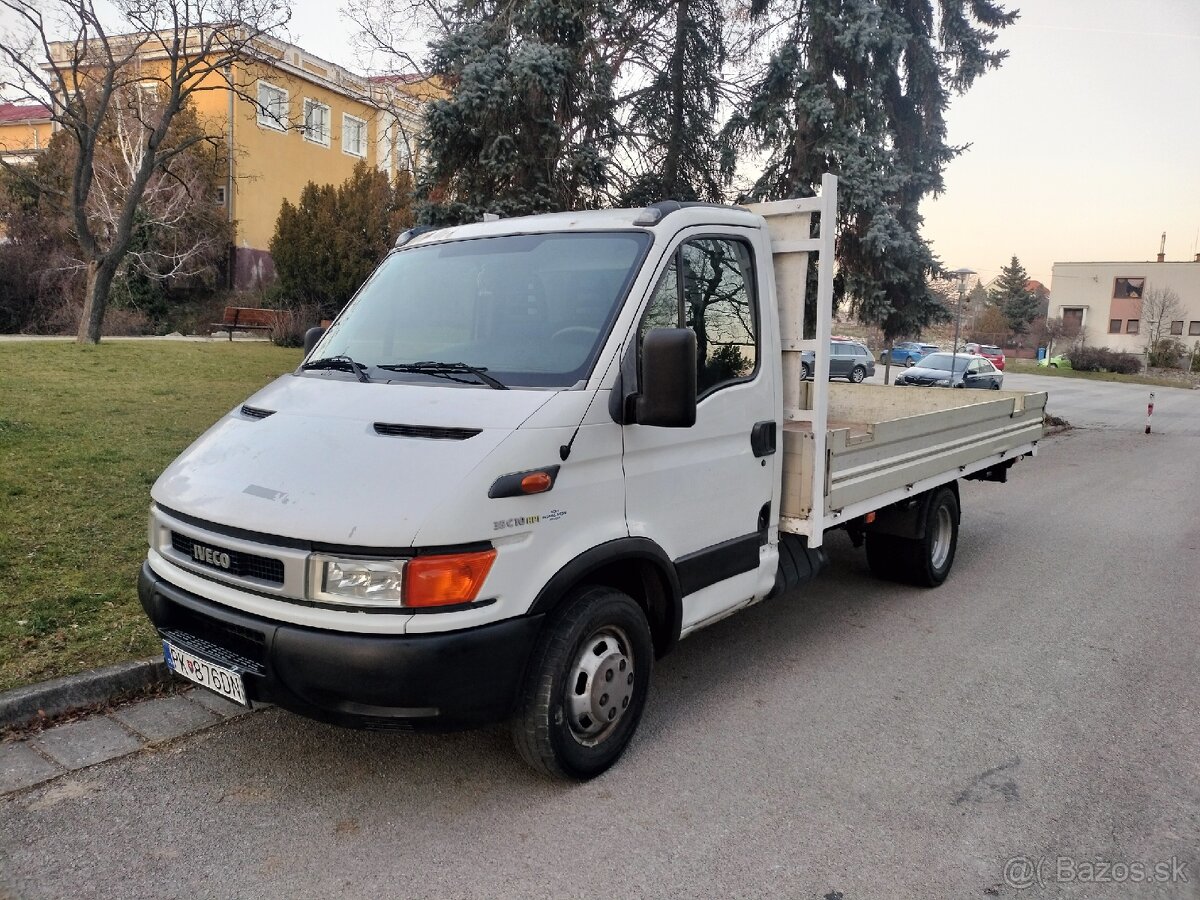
[{"x1": 1049, "y1": 259, "x2": 1200, "y2": 354}]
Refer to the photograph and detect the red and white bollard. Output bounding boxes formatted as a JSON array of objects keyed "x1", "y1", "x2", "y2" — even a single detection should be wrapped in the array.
[{"x1": 1145, "y1": 392, "x2": 1155, "y2": 434}]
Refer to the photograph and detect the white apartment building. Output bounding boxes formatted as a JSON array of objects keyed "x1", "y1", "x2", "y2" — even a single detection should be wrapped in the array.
[{"x1": 1049, "y1": 255, "x2": 1200, "y2": 353}]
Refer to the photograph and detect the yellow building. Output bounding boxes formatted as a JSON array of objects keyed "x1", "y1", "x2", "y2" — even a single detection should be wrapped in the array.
[
  {"x1": 24, "y1": 34, "x2": 435, "y2": 287},
  {"x1": 0, "y1": 102, "x2": 53, "y2": 166},
  {"x1": 179, "y1": 39, "x2": 436, "y2": 287}
]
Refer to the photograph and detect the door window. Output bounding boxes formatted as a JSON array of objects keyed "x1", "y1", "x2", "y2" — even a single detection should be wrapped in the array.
[{"x1": 639, "y1": 237, "x2": 758, "y2": 397}]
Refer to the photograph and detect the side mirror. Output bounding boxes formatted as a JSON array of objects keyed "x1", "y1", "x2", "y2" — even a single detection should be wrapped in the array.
[
  {"x1": 303, "y1": 326, "x2": 326, "y2": 357},
  {"x1": 634, "y1": 328, "x2": 697, "y2": 427}
]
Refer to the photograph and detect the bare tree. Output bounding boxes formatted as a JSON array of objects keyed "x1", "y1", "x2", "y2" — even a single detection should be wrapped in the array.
[
  {"x1": 1141, "y1": 285, "x2": 1183, "y2": 350},
  {"x1": 1041, "y1": 316, "x2": 1066, "y2": 356},
  {"x1": 342, "y1": 0, "x2": 445, "y2": 182},
  {"x1": 0, "y1": 0, "x2": 290, "y2": 343}
]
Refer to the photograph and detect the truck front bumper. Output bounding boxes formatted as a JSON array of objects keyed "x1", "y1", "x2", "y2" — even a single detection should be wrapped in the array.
[{"x1": 138, "y1": 562, "x2": 543, "y2": 731}]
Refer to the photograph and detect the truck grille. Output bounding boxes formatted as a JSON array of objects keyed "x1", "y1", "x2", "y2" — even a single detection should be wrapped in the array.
[{"x1": 171, "y1": 532, "x2": 285, "y2": 585}]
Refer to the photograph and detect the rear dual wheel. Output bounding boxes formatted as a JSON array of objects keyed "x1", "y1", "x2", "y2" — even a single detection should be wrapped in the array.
[
  {"x1": 865, "y1": 486, "x2": 960, "y2": 587},
  {"x1": 512, "y1": 585, "x2": 653, "y2": 780}
]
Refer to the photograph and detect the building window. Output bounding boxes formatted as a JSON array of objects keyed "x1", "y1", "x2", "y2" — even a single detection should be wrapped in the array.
[
  {"x1": 1171, "y1": 320, "x2": 1184, "y2": 335},
  {"x1": 343, "y1": 113, "x2": 367, "y2": 158},
  {"x1": 1113, "y1": 277, "x2": 1144, "y2": 299},
  {"x1": 303, "y1": 99, "x2": 330, "y2": 146},
  {"x1": 1126, "y1": 319, "x2": 1139, "y2": 334},
  {"x1": 1190, "y1": 321, "x2": 1200, "y2": 336},
  {"x1": 1108, "y1": 319, "x2": 1121, "y2": 334},
  {"x1": 215, "y1": 186, "x2": 227, "y2": 206},
  {"x1": 256, "y1": 81, "x2": 288, "y2": 131},
  {"x1": 137, "y1": 81, "x2": 158, "y2": 109}
]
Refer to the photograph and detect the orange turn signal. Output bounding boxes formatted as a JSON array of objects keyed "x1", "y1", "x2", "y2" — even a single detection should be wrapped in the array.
[
  {"x1": 520, "y1": 471, "x2": 554, "y2": 494},
  {"x1": 404, "y1": 549, "x2": 497, "y2": 608},
  {"x1": 864, "y1": 511, "x2": 877, "y2": 524}
]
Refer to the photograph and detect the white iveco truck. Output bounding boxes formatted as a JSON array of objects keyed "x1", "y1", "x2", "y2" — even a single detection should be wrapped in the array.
[{"x1": 139, "y1": 176, "x2": 1045, "y2": 779}]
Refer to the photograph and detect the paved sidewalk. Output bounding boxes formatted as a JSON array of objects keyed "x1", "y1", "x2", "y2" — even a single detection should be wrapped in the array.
[{"x1": 0, "y1": 688, "x2": 257, "y2": 796}]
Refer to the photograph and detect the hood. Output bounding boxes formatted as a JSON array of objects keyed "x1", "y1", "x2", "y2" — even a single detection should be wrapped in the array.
[
  {"x1": 151, "y1": 374, "x2": 555, "y2": 547},
  {"x1": 902, "y1": 364, "x2": 959, "y2": 383}
]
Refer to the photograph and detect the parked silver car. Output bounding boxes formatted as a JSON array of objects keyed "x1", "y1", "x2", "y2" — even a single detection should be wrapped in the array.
[{"x1": 801, "y1": 340, "x2": 876, "y2": 383}]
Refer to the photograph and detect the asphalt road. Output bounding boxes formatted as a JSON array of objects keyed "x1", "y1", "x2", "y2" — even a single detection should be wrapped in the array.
[{"x1": 3, "y1": 380, "x2": 1199, "y2": 899}]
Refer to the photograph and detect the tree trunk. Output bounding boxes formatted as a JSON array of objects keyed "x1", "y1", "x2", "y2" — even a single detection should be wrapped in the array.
[{"x1": 76, "y1": 260, "x2": 117, "y2": 345}]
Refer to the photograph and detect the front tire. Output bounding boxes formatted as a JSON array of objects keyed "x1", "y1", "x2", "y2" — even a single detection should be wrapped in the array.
[
  {"x1": 801, "y1": 362, "x2": 811, "y2": 380},
  {"x1": 849, "y1": 365, "x2": 866, "y2": 383},
  {"x1": 511, "y1": 585, "x2": 653, "y2": 780},
  {"x1": 904, "y1": 358, "x2": 916, "y2": 367}
]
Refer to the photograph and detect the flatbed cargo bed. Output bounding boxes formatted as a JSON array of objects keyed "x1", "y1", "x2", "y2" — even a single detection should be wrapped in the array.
[
  {"x1": 779, "y1": 383, "x2": 1045, "y2": 537},
  {"x1": 750, "y1": 183, "x2": 1045, "y2": 545}
]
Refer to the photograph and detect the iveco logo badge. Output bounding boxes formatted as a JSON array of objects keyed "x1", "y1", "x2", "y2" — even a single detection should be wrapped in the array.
[{"x1": 193, "y1": 544, "x2": 232, "y2": 570}]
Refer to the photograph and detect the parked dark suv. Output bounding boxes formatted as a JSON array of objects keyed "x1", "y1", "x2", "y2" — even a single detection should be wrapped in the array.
[{"x1": 801, "y1": 340, "x2": 876, "y2": 383}]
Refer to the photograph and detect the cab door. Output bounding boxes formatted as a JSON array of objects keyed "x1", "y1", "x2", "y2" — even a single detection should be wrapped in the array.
[{"x1": 622, "y1": 231, "x2": 777, "y2": 632}]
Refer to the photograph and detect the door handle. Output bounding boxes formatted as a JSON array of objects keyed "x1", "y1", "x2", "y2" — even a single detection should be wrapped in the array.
[{"x1": 751, "y1": 420, "x2": 776, "y2": 457}]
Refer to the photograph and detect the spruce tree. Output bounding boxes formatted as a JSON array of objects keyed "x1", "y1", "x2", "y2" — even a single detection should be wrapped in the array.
[
  {"x1": 417, "y1": 0, "x2": 617, "y2": 224},
  {"x1": 992, "y1": 255, "x2": 1039, "y2": 336},
  {"x1": 618, "y1": 0, "x2": 727, "y2": 205},
  {"x1": 723, "y1": 0, "x2": 1017, "y2": 340}
]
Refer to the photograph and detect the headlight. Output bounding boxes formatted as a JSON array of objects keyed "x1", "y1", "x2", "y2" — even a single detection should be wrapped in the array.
[
  {"x1": 934, "y1": 378, "x2": 951, "y2": 386},
  {"x1": 309, "y1": 549, "x2": 496, "y2": 608},
  {"x1": 312, "y1": 556, "x2": 406, "y2": 606}
]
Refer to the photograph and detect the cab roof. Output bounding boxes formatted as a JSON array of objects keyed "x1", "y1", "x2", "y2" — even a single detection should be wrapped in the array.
[{"x1": 400, "y1": 204, "x2": 764, "y2": 249}]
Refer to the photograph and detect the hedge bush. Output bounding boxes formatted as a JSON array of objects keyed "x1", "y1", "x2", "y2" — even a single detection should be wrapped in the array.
[{"x1": 1070, "y1": 346, "x2": 1141, "y2": 374}]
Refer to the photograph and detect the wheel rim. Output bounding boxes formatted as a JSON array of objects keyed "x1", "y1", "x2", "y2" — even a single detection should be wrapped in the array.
[
  {"x1": 566, "y1": 626, "x2": 635, "y2": 745},
  {"x1": 930, "y1": 504, "x2": 953, "y2": 570},
  {"x1": 851, "y1": 367, "x2": 864, "y2": 382},
  {"x1": 905, "y1": 359, "x2": 916, "y2": 367}
]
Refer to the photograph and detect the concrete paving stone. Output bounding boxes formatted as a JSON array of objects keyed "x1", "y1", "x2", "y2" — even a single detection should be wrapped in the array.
[
  {"x1": 182, "y1": 688, "x2": 252, "y2": 718},
  {"x1": 110, "y1": 695, "x2": 219, "y2": 742},
  {"x1": 32, "y1": 717, "x2": 144, "y2": 770},
  {"x1": 0, "y1": 742, "x2": 63, "y2": 794}
]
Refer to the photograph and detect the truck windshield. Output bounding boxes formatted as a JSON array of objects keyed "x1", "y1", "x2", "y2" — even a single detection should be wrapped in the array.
[{"x1": 308, "y1": 231, "x2": 651, "y2": 388}]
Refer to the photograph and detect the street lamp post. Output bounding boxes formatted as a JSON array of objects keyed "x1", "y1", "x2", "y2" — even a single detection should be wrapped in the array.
[{"x1": 948, "y1": 267, "x2": 976, "y2": 355}]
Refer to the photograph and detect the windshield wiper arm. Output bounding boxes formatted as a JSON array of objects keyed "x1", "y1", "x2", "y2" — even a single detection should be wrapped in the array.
[
  {"x1": 300, "y1": 355, "x2": 371, "y2": 383},
  {"x1": 377, "y1": 361, "x2": 508, "y2": 390}
]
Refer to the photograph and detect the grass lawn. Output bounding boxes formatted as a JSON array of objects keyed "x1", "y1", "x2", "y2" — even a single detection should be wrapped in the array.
[
  {"x1": 0, "y1": 341, "x2": 302, "y2": 692},
  {"x1": 1006, "y1": 358, "x2": 1199, "y2": 390}
]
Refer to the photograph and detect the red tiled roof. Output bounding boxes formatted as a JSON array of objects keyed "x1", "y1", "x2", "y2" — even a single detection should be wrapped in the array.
[{"x1": 0, "y1": 102, "x2": 51, "y2": 124}]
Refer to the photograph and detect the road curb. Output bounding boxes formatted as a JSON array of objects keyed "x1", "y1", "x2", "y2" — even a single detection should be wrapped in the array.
[{"x1": 0, "y1": 658, "x2": 171, "y2": 731}]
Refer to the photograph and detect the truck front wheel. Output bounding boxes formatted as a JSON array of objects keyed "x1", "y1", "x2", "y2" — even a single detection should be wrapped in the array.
[{"x1": 511, "y1": 585, "x2": 653, "y2": 780}]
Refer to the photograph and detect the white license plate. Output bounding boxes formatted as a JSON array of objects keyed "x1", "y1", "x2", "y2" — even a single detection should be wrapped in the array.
[{"x1": 163, "y1": 640, "x2": 249, "y2": 707}]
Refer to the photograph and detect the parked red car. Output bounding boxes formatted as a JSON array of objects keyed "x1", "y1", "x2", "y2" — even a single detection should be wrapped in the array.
[{"x1": 966, "y1": 343, "x2": 1005, "y2": 371}]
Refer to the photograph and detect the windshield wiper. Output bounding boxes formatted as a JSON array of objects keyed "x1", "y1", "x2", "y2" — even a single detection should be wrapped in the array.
[
  {"x1": 377, "y1": 361, "x2": 508, "y2": 390},
  {"x1": 300, "y1": 355, "x2": 371, "y2": 383}
]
